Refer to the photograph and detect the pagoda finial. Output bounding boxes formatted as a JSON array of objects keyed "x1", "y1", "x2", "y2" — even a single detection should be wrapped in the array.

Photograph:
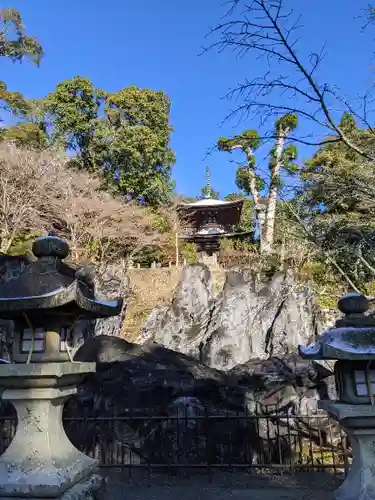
[{"x1": 205, "y1": 165, "x2": 212, "y2": 199}]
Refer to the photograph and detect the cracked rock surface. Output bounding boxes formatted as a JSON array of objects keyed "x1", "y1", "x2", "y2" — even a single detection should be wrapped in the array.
[{"x1": 139, "y1": 264, "x2": 328, "y2": 371}]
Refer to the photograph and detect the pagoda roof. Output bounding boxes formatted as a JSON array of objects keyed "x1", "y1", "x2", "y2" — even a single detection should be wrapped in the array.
[
  {"x1": 177, "y1": 197, "x2": 244, "y2": 211},
  {"x1": 180, "y1": 230, "x2": 254, "y2": 241},
  {"x1": 0, "y1": 235, "x2": 123, "y2": 320}
]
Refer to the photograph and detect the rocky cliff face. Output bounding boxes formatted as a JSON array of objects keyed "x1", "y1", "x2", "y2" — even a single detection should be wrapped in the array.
[
  {"x1": 138, "y1": 264, "x2": 330, "y2": 371},
  {"x1": 80, "y1": 263, "x2": 129, "y2": 338}
]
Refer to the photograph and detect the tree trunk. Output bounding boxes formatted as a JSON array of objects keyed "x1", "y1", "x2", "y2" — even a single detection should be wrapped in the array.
[
  {"x1": 263, "y1": 135, "x2": 286, "y2": 255},
  {"x1": 257, "y1": 204, "x2": 267, "y2": 255},
  {"x1": 238, "y1": 149, "x2": 268, "y2": 254}
]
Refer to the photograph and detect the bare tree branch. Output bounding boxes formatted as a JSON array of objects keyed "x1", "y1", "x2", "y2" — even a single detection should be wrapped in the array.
[
  {"x1": 204, "y1": 0, "x2": 375, "y2": 161},
  {"x1": 0, "y1": 142, "x2": 172, "y2": 264}
]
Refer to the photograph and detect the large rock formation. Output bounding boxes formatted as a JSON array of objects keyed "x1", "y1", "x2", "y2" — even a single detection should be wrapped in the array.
[
  {"x1": 0, "y1": 259, "x2": 339, "y2": 467},
  {"x1": 138, "y1": 265, "x2": 214, "y2": 355},
  {"x1": 62, "y1": 335, "x2": 338, "y2": 467},
  {"x1": 79, "y1": 263, "x2": 129, "y2": 338},
  {"x1": 139, "y1": 265, "x2": 325, "y2": 371}
]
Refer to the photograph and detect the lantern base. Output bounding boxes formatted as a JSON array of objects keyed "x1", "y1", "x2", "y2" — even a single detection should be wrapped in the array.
[
  {"x1": 320, "y1": 400, "x2": 375, "y2": 500},
  {"x1": 59, "y1": 473, "x2": 103, "y2": 500},
  {"x1": 0, "y1": 474, "x2": 103, "y2": 500},
  {"x1": 0, "y1": 362, "x2": 99, "y2": 499}
]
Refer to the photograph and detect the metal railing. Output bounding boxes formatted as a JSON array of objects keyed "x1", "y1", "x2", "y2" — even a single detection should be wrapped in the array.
[
  {"x1": 0, "y1": 408, "x2": 351, "y2": 482},
  {"x1": 64, "y1": 409, "x2": 350, "y2": 477}
]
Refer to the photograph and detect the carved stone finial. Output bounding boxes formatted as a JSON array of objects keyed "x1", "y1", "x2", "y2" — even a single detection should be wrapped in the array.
[
  {"x1": 337, "y1": 292, "x2": 369, "y2": 316},
  {"x1": 32, "y1": 235, "x2": 70, "y2": 260}
]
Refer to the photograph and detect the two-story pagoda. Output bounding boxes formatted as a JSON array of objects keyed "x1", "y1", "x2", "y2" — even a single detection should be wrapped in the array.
[{"x1": 176, "y1": 167, "x2": 254, "y2": 266}]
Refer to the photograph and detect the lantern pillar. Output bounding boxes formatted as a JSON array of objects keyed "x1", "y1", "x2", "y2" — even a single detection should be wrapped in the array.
[
  {"x1": 299, "y1": 293, "x2": 375, "y2": 500},
  {"x1": 0, "y1": 363, "x2": 101, "y2": 499},
  {"x1": 320, "y1": 401, "x2": 375, "y2": 500}
]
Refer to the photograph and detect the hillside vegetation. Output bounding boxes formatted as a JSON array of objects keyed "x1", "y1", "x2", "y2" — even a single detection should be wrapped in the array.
[
  {"x1": 3, "y1": 5, "x2": 375, "y2": 317},
  {"x1": 0, "y1": 142, "x2": 175, "y2": 264}
]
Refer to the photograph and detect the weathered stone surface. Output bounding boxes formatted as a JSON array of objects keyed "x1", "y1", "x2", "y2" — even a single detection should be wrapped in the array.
[
  {"x1": 229, "y1": 354, "x2": 337, "y2": 423},
  {"x1": 0, "y1": 363, "x2": 98, "y2": 499},
  {"x1": 90, "y1": 264, "x2": 129, "y2": 337},
  {"x1": 138, "y1": 264, "x2": 214, "y2": 358},
  {"x1": 321, "y1": 401, "x2": 375, "y2": 500},
  {"x1": 60, "y1": 474, "x2": 103, "y2": 500},
  {"x1": 65, "y1": 335, "x2": 338, "y2": 467},
  {"x1": 0, "y1": 257, "x2": 128, "y2": 362},
  {"x1": 139, "y1": 266, "x2": 327, "y2": 371},
  {"x1": 0, "y1": 256, "x2": 30, "y2": 360}
]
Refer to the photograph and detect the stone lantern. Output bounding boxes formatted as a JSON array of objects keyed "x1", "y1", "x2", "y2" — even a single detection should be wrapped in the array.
[
  {"x1": 299, "y1": 292, "x2": 375, "y2": 500},
  {"x1": 0, "y1": 235, "x2": 123, "y2": 499}
]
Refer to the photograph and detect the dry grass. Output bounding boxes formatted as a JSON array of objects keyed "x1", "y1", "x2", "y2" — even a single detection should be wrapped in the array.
[{"x1": 121, "y1": 267, "x2": 226, "y2": 341}]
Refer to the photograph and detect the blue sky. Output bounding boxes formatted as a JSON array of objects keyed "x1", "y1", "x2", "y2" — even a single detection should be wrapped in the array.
[{"x1": 1, "y1": 0, "x2": 374, "y2": 198}]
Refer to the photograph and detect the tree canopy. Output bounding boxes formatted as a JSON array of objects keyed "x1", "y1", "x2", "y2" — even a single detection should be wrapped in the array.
[
  {"x1": 4, "y1": 75, "x2": 176, "y2": 207},
  {"x1": 0, "y1": 9, "x2": 43, "y2": 116},
  {"x1": 301, "y1": 113, "x2": 375, "y2": 222},
  {"x1": 218, "y1": 114, "x2": 298, "y2": 254},
  {"x1": 94, "y1": 85, "x2": 175, "y2": 206}
]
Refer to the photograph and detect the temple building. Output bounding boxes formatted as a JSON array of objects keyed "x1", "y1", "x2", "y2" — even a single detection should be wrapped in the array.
[{"x1": 176, "y1": 167, "x2": 254, "y2": 266}]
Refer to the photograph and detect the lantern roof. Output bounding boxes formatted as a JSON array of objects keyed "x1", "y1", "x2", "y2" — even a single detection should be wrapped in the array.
[
  {"x1": 299, "y1": 293, "x2": 375, "y2": 360},
  {"x1": 0, "y1": 235, "x2": 123, "y2": 320}
]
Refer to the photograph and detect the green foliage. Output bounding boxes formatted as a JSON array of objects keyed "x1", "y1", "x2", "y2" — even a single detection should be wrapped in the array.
[
  {"x1": 235, "y1": 167, "x2": 265, "y2": 194},
  {"x1": 0, "y1": 82, "x2": 30, "y2": 116},
  {"x1": 0, "y1": 122, "x2": 48, "y2": 149},
  {"x1": 339, "y1": 112, "x2": 356, "y2": 133},
  {"x1": 0, "y1": 9, "x2": 43, "y2": 63},
  {"x1": 7, "y1": 231, "x2": 41, "y2": 255},
  {"x1": 218, "y1": 117, "x2": 299, "y2": 255},
  {"x1": 273, "y1": 199, "x2": 304, "y2": 244},
  {"x1": 43, "y1": 79, "x2": 175, "y2": 206},
  {"x1": 281, "y1": 145, "x2": 298, "y2": 172},
  {"x1": 364, "y1": 280, "x2": 375, "y2": 298},
  {"x1": 44, "y1": 76, "x2": 101, "y2": 164},
  {"x1": 180, "y1": 242, "x2": 197, "y2": 264},
  {"x1": 297, "y1": 113, "x2": 375, "y2": 292},
  {"x1": 84, "y1": 239, "x2": 101, "y2": 262},
  {"x1": 220, "y1": 237, "x2": 255, "y2": 252},
  {"x1": 218, "y1": 130, "x2": 260, "y2": 153},
  {"x1": 148, "y1": 210, "x2": 173, "y2": 233},
  {"x1": 200, "y1": 185, "x2": 219, "y2": 199},
  {"x1": 218, "y1": 115, "x2": 298, "y2": 239},
  {"x1": 301, "y1": 112, "x2": 375, "y2": 217},
  {"x1": 133, "y1": 245, "x2": 167, "y2": 267},
  {"x1": 96, "y1": 85, "x2": 175, "y2": 205},
  {"x1": 0, "y1": 9, "x2": 43, "y2": 117},
  {"x1": 316, "y1": 293, "x2": 339, "y2": 310},
  {"x1": 224, "y1": 193, "x2": 254, "y2": 232},
  {"x1": 218, "y1": 236, "x2": 259, "y2": 268},
  {"x1": 275, "y1": 114, "x2": 298, "y2": 134}
]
